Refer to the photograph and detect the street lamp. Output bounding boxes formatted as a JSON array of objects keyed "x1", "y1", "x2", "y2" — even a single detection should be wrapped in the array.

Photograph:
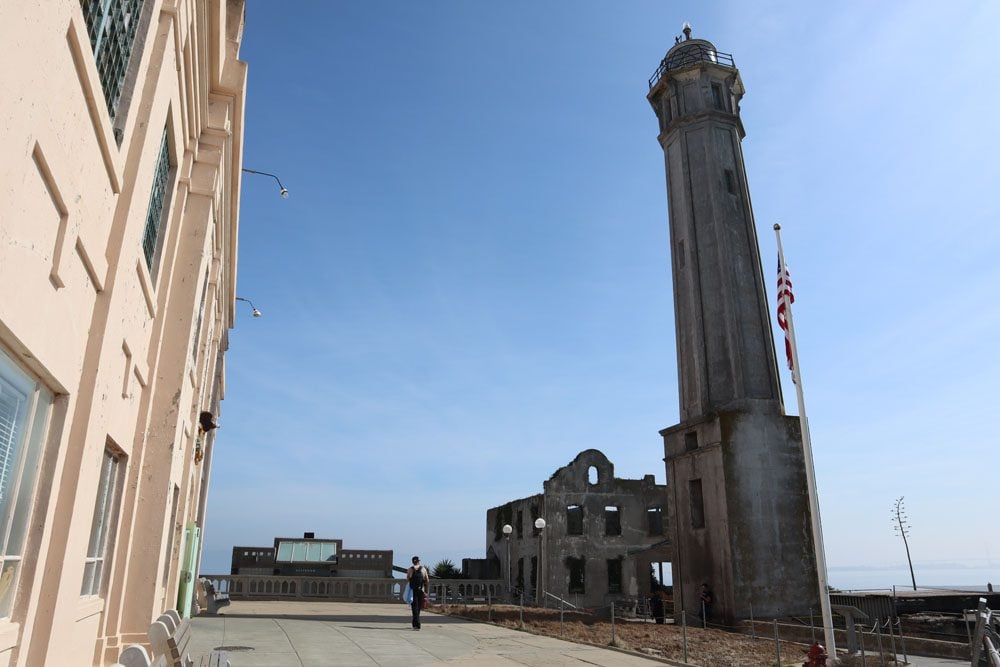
[
  {"x1": 534, "y1": 517, "x2": 546, "y2": 604},
  {"x1": 241, "y1": 168, "x2": 289, "y2": 199},
  {"x1": 502, "y1": 524, "x2": 513, "y2": 594},
  {"x1": 235, "y1": 296, "x2": 262, "y2": 318}
]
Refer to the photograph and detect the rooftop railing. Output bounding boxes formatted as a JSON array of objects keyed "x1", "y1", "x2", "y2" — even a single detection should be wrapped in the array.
[{"x1": 648, "y1": 44, "x2": 735, "y2": 89}]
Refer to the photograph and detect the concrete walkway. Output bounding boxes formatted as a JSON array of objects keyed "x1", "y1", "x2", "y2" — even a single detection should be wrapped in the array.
[{"x1": 189, "y1": 601, "x2": 665, "y2": 666}]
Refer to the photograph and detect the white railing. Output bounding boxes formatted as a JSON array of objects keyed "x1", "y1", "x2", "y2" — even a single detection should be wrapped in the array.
[{"x1": 200, "y1": 574, "x2": 505, "y2": 604}]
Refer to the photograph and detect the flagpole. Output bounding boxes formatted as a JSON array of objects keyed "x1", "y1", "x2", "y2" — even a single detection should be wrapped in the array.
[{"x1": 774, "y1": 223, "x2": 837, "y2": 661}]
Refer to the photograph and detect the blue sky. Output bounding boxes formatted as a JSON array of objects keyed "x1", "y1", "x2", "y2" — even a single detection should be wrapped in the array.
[{"x1": 202, "y1": 1, "x2": 1000, "y2": 588}]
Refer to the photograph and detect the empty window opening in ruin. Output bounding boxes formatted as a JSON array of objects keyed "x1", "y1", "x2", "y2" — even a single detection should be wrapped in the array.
[
  {"x1": 684, "y1": 431, "x2": 698, "y2": 452},
  {"x1": 588, "y1": 465, "x2": 598, "y2": 485},
  {"x1": 647, "y1": 506, "x2": 664, "y2": 536},
  {"x1": 689, "y1": 479, "x2": 706, "y2": 529},
  {"x1": 566, "y1": 556, "x2": 585, "y2": 594},
  {"x1": 530, "y1": 556, "x2": 538, "y2": 589},
  {"x1": 651, "y1": 562, "x2": 672, "y2": 590},
  {"x1": 516, "y1": 510, "x2": 523, "y2": 539},
  {"x1": 607, "y1": 558, "x2": 623, "y2": 594},
  {"x1": 517, "y1": 558, "x2": 525, "y2": 591},
  {"x1": 531, "y1": 505, "x2": 541, "y2": 536},
  {"x1": 604, "y1": 506, "x2": 621, "y2": 536},
  {"x1": 566, "y1": 504, "x2": 584, "y2": 535}
]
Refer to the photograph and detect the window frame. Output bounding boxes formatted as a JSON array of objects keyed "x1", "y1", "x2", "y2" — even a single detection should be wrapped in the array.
[
  {"x1": 81, "y1": 445, "x2": 125, "y2": 597},
  {"x1": 79, "y1": 0, "x2": 152, "y2": 143},
  {"x1": 141, "y1": 127, "x2": 174, "y2": 280},
  {"x1": 0, "y1": 349, "x2": 54, "y2": 618}
]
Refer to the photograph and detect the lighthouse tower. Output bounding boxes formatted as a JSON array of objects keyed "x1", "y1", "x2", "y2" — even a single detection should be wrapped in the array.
[{"x1": 647, "y1": 26, "x2": 820, "y2": 623}]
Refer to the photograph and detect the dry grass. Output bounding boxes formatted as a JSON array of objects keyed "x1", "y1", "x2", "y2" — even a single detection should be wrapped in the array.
[{"x1": 433, "y1": 604, "x2": 904, "y2": 667}]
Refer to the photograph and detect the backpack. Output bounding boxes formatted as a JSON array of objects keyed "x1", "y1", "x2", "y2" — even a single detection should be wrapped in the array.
[{"x1": 410, "y1": 566, "x2": 425, "y2": 590}]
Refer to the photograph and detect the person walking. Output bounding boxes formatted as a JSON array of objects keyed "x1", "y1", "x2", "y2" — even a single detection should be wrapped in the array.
[
  {"x1": 699, "y1": 582, "x2": 714, "y2": 627},
  {"x1": 406, "y1": 556, "x2": 429, "y2": 630}
]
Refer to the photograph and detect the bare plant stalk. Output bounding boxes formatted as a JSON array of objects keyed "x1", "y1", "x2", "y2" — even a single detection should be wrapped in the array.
[{"x1": 892, "y1": 497, "x2": 917, "y2": 591}]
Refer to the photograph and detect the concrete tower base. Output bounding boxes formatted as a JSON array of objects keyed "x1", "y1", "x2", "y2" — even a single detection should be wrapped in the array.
[{"x1": 662, "y1": 410, "x2": 820, "y2": 625}]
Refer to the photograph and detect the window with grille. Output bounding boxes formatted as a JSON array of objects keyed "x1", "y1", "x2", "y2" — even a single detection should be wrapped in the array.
[
  {"x1": 81, "y1": 446, "x2": 124, "y2": 596},
  {"x1": 142, "y1": 128, "x2": 172, "y2": 274},
  {"x1": 80, "y1": 0, "x2": 146, "y2": 122},
  {"x1": 0, "y1": 349, "x2": 54, "y2": 618}
]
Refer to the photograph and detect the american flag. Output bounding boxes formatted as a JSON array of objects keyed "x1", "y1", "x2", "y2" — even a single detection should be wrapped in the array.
[{"x1": 776, "y1": 256, "x2": 795, "y2": 374}]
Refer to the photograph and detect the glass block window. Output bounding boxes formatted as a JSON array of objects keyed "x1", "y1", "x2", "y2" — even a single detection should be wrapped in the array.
[
  {"x1": 0, "y1": 349, "x2": 54, "y2": 618},
  {"x1": 80, "y1": 0, "x2": 146, "y2": 119},
  {"x1": 81, "y1": 447, "x2": 123, "y2": 596},
  {"x1": 142, "y1": 128, "x2": 171, "y2": 272}
]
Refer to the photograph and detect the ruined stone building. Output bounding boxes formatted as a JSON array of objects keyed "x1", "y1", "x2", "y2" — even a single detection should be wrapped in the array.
[{"x1": 484, "y1": 450, "x2": 671, "y2": 610}]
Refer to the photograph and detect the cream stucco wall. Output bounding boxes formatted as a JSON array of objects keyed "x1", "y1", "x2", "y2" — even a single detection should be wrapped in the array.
[{"x1": 0, "y1": 1, "x2": 246, "y2": 664}]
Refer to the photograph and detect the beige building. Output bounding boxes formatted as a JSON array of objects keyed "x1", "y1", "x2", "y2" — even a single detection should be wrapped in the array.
[{"x1": 0, "y1": 0, "x2": 247, "y2": 664}]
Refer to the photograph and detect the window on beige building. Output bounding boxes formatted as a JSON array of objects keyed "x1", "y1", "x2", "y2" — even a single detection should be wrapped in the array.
[
  {"x1": 81, "y1": 446, "x2": 124, "y2": 597},
  {"x1": 142, "y1": 127, "x2": 174, "y2": 276},
  {"x1": 80, "y1": 0, "x2": 150, "y2": 140},
  {"x1": 0, "y1": 349, "x2": 54, "y2": 617}
]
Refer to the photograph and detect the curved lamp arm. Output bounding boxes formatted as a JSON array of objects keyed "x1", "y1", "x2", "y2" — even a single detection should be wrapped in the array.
[{"x1": 241, "y1": 168, "x2": 288, "y2": 198}]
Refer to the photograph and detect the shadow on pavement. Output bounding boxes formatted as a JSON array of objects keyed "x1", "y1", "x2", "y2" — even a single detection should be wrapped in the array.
[{"x1": 207, "y1": 612, "x2": 472, "y2": 625}]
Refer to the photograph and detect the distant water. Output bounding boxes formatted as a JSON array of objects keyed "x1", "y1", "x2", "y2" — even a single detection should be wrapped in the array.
[{"x1": 827, "y1": 566, "x2": 999, "y2": 593}]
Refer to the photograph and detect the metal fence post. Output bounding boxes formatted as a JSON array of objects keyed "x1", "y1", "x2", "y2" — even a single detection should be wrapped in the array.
[
  {"x1": 875, "y1": 618, "x2": 885, "y2": 667},
  {"x1": 702, "y1": 598, "x2": 707, "y2": 629},
  {"x1": 773, "y1": 619, "x2": 782, "y2": 667},
  {"x1": 611, "y1": 602, "x2": 616, "y2": 646},
  {"x1": 560, "y1": 598, "x2": 564, "y2": 636},
  {"x1": 859, "y1": 621, "x2": 867, "y2": 662},
  {"x1": 488, "y1": 590, "x2": 492, "y2": 622},
  {"x1": 886, "y1": 617, "x2": 897, "y2": 661},
  {"x1": 681, "y1": 610, "x2": 689, "y2": 663},
  {"x1": 520, "y1": 591, "x2": 524, "y2": 628},
  {"x1": 810, "y1": 607, "x2": 816, "y2": 643},
  {"x1": 896, "y1": 617, "x2": 908, "y2": 664},
  {"x1": 749, "y1": 603, "x2": 756, "y2": 639}
]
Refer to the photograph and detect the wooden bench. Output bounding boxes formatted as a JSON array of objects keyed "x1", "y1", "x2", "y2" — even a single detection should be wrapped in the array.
[
  {"x1": 199, "y1": 578, "x2": 231, "y2": 615},
  {"x1": 113, "y1": 609, "x2": 229, "y2": 667}
]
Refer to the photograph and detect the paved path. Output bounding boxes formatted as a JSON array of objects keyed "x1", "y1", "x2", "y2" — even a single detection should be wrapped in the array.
[{"x1": 189, "y1": 601, "x2": 666, "y2": 666}]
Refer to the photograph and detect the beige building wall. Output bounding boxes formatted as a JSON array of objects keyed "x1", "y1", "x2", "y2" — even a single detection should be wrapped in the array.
[{"x1": 0, "y1": 1, "x2": 247, "y2": 664}]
